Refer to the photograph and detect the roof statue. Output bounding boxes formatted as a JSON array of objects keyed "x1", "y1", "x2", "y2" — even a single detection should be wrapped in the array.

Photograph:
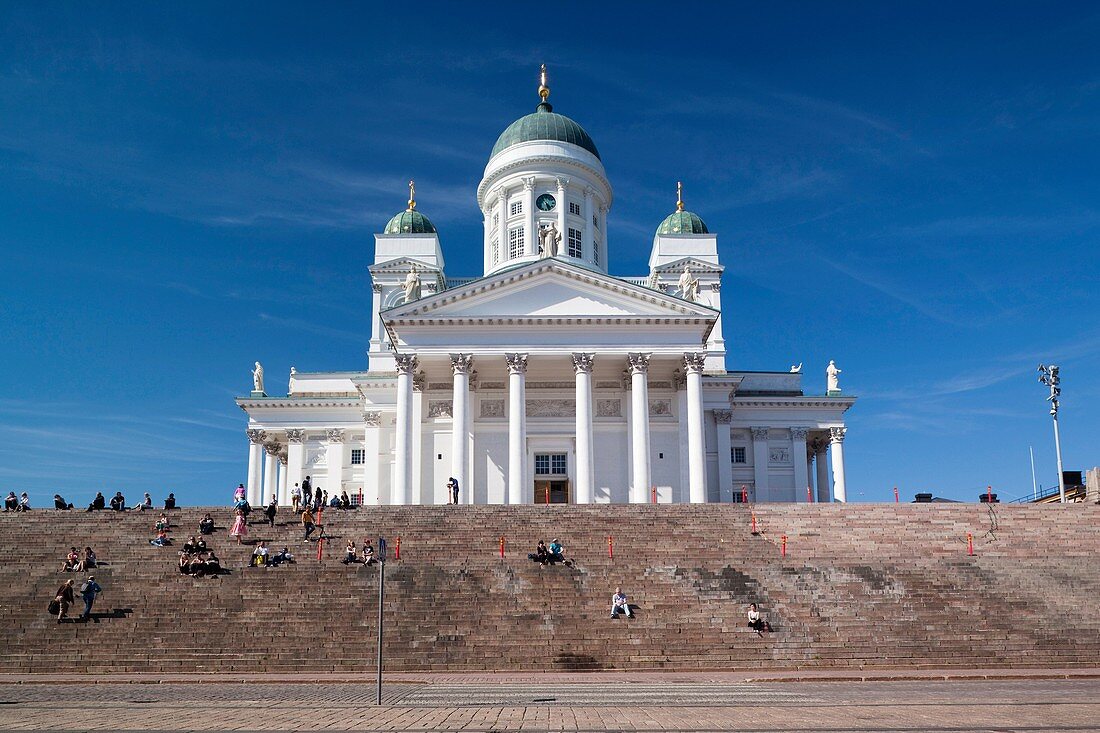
[
  {"x1": 790, "y1": 363, "x2": 803, "y2": 373},
  {"x1": 678, "y1": 263, "x2": 699, "y2": 302},
  {"x1": 539, "y1": 222, "x2": 561, "y2": 258},
  {"x1": 403, "y1": 264, "x2": 422, "y2": 303},
  {"x1": 252, "y1": 361, "x2": 264, "y2": 394},
  {"x1": 827, "y1": 360, "x2": 842, "y2": 393}
]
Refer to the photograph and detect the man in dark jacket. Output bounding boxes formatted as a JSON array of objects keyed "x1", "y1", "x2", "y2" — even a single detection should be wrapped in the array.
[{"x1": 79, "y1": 576, "x2": 102, "y2": 620}]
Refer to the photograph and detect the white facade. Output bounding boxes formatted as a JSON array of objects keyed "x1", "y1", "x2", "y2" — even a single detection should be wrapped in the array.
[{"x1": 237, "y1": 78, "x2": 854, "y2": 506}]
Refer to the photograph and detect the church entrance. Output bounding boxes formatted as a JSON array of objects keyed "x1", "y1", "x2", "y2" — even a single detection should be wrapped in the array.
[{"x1": 533, "y1": 452, "x2": 570, "y2": 504}]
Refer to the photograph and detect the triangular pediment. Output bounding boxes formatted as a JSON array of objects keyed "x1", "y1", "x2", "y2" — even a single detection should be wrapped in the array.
[
  {"x1": 382, "y1": 259, "x2": 718, "y2": 320},
  {"x1": 367, "y1": 257, "x2": 440, "y2": 275},
  {"x1": 653, "y1": 257, "x2": 725, "y2": 275}
]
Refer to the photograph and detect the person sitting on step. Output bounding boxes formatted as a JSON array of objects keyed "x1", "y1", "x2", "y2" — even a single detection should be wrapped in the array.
[
  {"x1": 528, "y1": 540, "x2": 549, "y2": 565},
  {"x1": 76, "y1": 547, "x2": 97, "y2": 572},
  {"x1": 747, "y1": 603, "x2": 772, "y2": 636},
  {"x1": 3, "y1": 492, "x2": 17, "y2": 511},
  {"x1": 339, "y1": 491, "x2": 352, "y2": 510},
  {"x1": 61, "y1": 547, "x2": 80, "y2": 573},
  {"x1": 611, "y1": 587, "x2": 633, "y2": 619},
  {"x1": 132, "y1": 493, "x2": 152, "y2": 511},
  {"x1": 547, "y1": 539, "x2": 567, "y2": 565},
  {"x1": 198, "y1": 513, "x2": 215, "y2": 535},
  {"x1": 251, "y1": 541, "x2": 269, "y2": 567},
  {"x1": 109, "y1": 491, "x2": 126, "y2": 512},
  {"x1": 150, "y1": 529, "x2": 171, "y2": 547},
  {"x1": 54, "y1": 494, "x2": 73, "y2": 510},
  {"x1": 182, "y1": 536, "x2": 200, "y2": 555},
  {"x1": 163, "y1": 493, "x2": 176, "y2": 510},
  {"x1": 18, "y1": 492, "x2": 30, "y2": 511},
  {"x1": 155, "y1": 514, "x2": 170, "y2": 533},
  {"x1": 341, "y1": 541, "x2": 358, "y2": 564},
  {"x1": 178, "y1": 551, "x2": 195, "y2": 575},
  {"x1": 203, "y1": 551, "x2": 221, "y2": 575},
  {"x1": 270, "y1": 547, "x2": 295, "y2": 566},
  {"x1": 362, "y1": 540, "x2": 376, "y2": 566},
  {"x1": 86, "y1": 492, "x2": 106, "y2": 512}
]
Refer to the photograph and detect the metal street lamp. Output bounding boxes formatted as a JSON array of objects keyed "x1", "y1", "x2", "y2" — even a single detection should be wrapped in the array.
[{"x1": 1037, "y1": 364, "x2": 1066, "y2": 504}]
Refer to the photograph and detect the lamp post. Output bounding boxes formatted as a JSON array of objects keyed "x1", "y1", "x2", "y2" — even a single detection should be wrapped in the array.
[{"x1": 1037, "y1": 364, "x2": 1066, "y2": 504}]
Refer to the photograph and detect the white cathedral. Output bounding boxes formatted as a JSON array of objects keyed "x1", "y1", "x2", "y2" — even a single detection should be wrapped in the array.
[{"x1": 237, "y1": 70, "x2": 855, "y2": 507}]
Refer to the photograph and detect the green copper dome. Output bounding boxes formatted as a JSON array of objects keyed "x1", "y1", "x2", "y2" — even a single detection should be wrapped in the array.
[
  {"x1": 384, "y1": 208, "x2": 436, "y2": 235},
  {"x1": 490, "y1": 102, "x2": 601, "y2": 160},
  {"x1": 656, "y1": 210, "x2": 709, "y2": 235}
]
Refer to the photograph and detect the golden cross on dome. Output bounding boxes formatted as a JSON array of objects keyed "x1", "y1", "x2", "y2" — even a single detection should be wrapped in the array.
[
  {"x1": 538, "y1": 64, "x2": 550, "y2": 102},
  {"x1": 407, "y1": 180, "x2": 416, "y2": 210},
  {"x1": 676, "y1": 181, "x2": 684, "y2": 212}
]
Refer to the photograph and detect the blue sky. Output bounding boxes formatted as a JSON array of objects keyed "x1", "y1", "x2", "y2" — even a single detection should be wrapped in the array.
[{"x1": 1, "y1": 3, "x2": 1097, "y2": 506}]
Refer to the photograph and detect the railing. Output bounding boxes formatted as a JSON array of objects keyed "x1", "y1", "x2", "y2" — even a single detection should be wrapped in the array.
[
  {"x1": 1007, "y1": 484, "x2": 1086, "y2": 503},
  {"x1": 621, "y1": 277, "x2": 652, "y2": 287}
]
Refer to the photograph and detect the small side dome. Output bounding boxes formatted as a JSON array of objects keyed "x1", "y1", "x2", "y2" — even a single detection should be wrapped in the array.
[
  {"x1": 656, "y1": 210, "x2": 708, "y2": 235},
  {"x1": 383, "y1": 180, "x2": 437, "y2": 234},
  {"x1": 656, "y1": 181, "x2": 708, "y2": 235}
]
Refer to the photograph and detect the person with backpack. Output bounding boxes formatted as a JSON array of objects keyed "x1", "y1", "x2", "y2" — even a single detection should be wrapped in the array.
[
  {"x1": 79, "y1": 576, "x2": 102, "y2": 620},
  {"x1": 53, "y1": 579, "x2": 75, "y2": 623},
  {"x1": 264, "y1": 496, "x2": 278, "y2": 527}
]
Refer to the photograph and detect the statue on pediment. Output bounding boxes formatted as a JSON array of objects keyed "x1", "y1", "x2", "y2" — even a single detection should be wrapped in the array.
[
  {"x1": 678, "y1": 264, "x2": 699, "y2": 302},
  {"x1": 826, "y1": 360, "x2": 842, "y2": 393},
  {"x1": 252, "y1": 361, "x2": 265, "y2": 393},
  {"x1": 403, "y1": 264, "x2": 422, "y2": 303},
  {"x1": 539, "y1": 222, "x2": 561, "y2": 258}
]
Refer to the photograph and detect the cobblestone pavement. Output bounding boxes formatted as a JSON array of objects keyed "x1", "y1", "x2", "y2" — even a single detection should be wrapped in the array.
[{"x1": 0, "y1": 678, "x2": 1098, "y2": 731}]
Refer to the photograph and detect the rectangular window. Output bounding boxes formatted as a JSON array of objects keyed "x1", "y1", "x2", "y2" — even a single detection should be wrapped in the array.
[
  {"x1": 733, "y1": 447, "x2": 747, "y2": 464},
  {"x1": 492, "y1": 212, "x2": 499, "y2": 229},
  {"x1": 510, "y1": 200, "x2": 522, "y2": 217},
  {"x1": 568, "y1": 227, "x2": 582, "y2": 258},
  {"x1": 593, "y1": 238, "x2": 600, "y2": 266},
  {"x1": 350, "y1": 449, "x2": 365, "y2": 465},
  {"x1": 535, "y1": 453, "x2": 568, "y2": 475},
  {"x1": 508, "y1": 227, "x2": 524, "y2": 259},
  {"x1": 593, "y1": 214, "x2": 599, "y2": 229},
  {"x1": 569, "y1": 201, "x2": 581, "y2": 216},
  {"x1": 491, "y1": 239, "x2": 499, "y2": 264}
]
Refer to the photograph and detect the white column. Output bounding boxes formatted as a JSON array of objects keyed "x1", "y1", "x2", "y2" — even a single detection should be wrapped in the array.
[
  {"x1": 628, "y1": 353, "x2": 651, "y2": 503},
  {"x1": 277, "y1": 454, "x2": 288, "y2": 505},
  {"x1": 363, "y1": 413, "x2": 382, "y2": 505},
  {"x1": 393, "y1": 354, "x2": 417, "y2": 505},
  {"x1": 286, "y1": 429, "x2": 306, "y2": 505},
  {"x1": 572, "y1": 353, "x2": 595, "y2": 504},
  {"x1": 263, "y1": 443, "x2": 279, "y2": 506},
  {"x1": 815, "y1": 439, "x2": 831, "y2": 503},
  {"x1": 715, "y1": 411, "x2": 733, "y2": 502},
  {"x1": 506, "y1": 353, "x2": 528, "y2": 504},
  {"x1": 523, "y1": 178, "x2": 535, "y2": 256},
  {"x1": 751, "y1": 427, "x2": 770, "y2": 502},
  {"x1": 582, "y1": 187, "x2": 594, "y2": 265},
  {"x1": 450, "y1": 354, "x2": 472, "y2": 503},
  {"x1": 246, "y1": 429, "x2": 265, "y2": 506},
  {"x1": 791, "y1": 427, "x2": 810, "y2": 502},
  {"x1": 325, "y1": 429, "x2": 346, "y2": 499},
  {"x1": 829, "y1": 427, "x2": 847, "y2": 503},
  {"x1": 684, "y1": 353, "x2": 707, "y2": 504},
  {"x1": 556, "y1": 177, "x2": 568, "y2": 252}
]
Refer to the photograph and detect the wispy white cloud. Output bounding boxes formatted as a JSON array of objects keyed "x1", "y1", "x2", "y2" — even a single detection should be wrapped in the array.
[{"x1": 257, "y1": 312, "x2": 365, "y2": 343}]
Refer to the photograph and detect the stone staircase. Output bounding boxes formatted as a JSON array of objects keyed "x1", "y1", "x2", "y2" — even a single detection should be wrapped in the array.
[{"x1": 1, "y1": 504, "x2": 1098, "y2": 673}]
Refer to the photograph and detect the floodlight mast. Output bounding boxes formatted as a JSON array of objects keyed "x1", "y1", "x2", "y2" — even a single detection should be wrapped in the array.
[{"x1": 1037, "y1": 364, "x2": 1066, "y2": 504}]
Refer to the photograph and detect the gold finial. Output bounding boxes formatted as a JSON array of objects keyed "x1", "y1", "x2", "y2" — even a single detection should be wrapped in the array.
[
  {"x1": 407, "y1": 179, "x2": 416, "y2": 211},
  {"x1": 538, "y1": 63, "x2": 550, "y2": 102},
  {"x1": 676, "y1": 181, "x2": 684, "y2": 212}
]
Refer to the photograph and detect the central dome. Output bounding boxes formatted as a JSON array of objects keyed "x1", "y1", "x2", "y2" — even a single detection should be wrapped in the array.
[{"x1": 490, "y1": 101, "x2": 601, "y2": 161}]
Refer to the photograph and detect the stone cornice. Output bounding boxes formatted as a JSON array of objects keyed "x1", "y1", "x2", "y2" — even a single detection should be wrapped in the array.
[
  {"x1": 731, "y1": 396, "x2": 857, "y2": 411},
  {"x1": 478, "y1": 153, "x2": 612, "y2": 209},
  {"x1": 236, "y1": 398, "x2": 361, "y2": 410}
]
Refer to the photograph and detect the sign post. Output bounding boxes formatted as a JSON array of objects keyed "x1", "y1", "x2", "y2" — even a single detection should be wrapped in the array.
[{"x1": 376, "y1": 536, "x2": 387, "y2": 705}]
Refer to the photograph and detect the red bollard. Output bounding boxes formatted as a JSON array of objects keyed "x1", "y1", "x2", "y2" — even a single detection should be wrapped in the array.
[
  {"x1": 608, "y1": 535, "x2": 614, "y2": 559},
  {"x1": 499, "y1": 535, "x2": 505, "y2": 559},
  {"x1": 317, "y1": 535, "x2": 324, "y2": 562},
  {"x1": 651, "y1": 486, "x2": 657, "y2": 504},
  {"x1": 807, "y1": 485, "x2": 813, "y2": 503},
  {"x1": 967, "y1": 532, "x2": 974, "y2": 556},
  {"x1": 781, "y1": 534, "x2": 787, "y2": 558},
  {"x1": 894, "y1": 486, "x2": 899, "y2": 503},
  {"x1": 544, "y1": 485, "x2": 550, "y2": 505},
  {"x1": 741, "y1": 485, "x2": 748, "y2": 504},
  {"x1": 395, "y1": 536, "x2": 401, "y2": 561},
  {"x1": 751, "y1": 512, "x2": 758, "y2": 535},
  {"x1": 358, "y1": 488, "x2": 363, "y2": 506},
  {"x1": 987, "y1": 485, "x2": 993, "y2": 503}
]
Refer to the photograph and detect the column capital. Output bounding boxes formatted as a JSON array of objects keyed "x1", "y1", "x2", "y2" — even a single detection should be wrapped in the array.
[
  {"x1": 450, "y1": 353, "x2": 474, "y2": 375},
  {"x1": 627, "y1": 352, "x2": 651, "y2": 375},
  {"x1": 571, "y1": 352, "x2": 595, "y2": 374},
  {"x1": 811, "y1": 437, "x2": 829, "y2": 453},
  {"x1": 394, "y1": 354, "x2": 418, "y2": 375},
  {"x1": 363, "y1": 411, "x2": 382, "y2": 427},
  {"x1": 713, "y1": 409, "x2": 733, "y2": 424},
  {"x1": 285, "y1": 428, "x2": 305, "y2": 444},
  {"x1": 555, "y1": 176, "x2": 569, "y2": 191},
  {"x1": 829, "y1": 426, "x2": 847, "y2": 444},
  {"x1": 412, "y1": 372, "x2": 426, "y2": 392},
  {"x1": 247, "y1": 429, "x2": 267, "y2": 445},
  {"x1": 505, "y1": 353, "x2": 529, "y2": 374},
  {"x1": 326, "y1": 428, "x2": 345, "y2": 444},
  {"x1": 751, "y1": 426, "x2": 770, "y2": 441},
  {"x1": 682, "y1": 352, "x2": 706, "y2": 374},
  {"x1": 791, "y1": 427, "x2": 810, "y2": 440},
  {"x1": 522, "y1": 176, "x2": 535, "y2": 191},
  {"x1": 263, "y1": 441, "x2": 282, "y2": 456}
]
